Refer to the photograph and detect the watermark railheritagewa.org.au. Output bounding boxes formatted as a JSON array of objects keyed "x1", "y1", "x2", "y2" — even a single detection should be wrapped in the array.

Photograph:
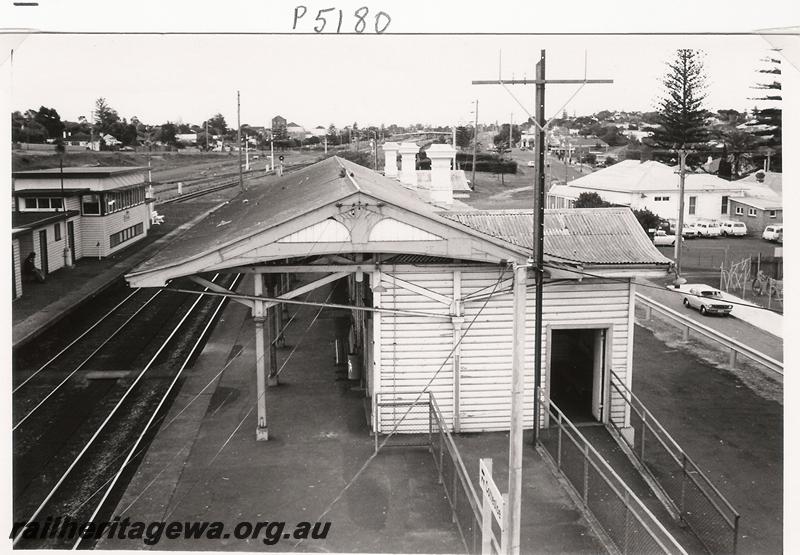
[{"x1": 11, "y1": 516, "x2": 331, "y2": 545}]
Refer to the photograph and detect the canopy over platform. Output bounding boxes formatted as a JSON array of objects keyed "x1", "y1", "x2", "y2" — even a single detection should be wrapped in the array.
[{"x1": 126, "y1": 156, "x2": 670, "y2": 288}]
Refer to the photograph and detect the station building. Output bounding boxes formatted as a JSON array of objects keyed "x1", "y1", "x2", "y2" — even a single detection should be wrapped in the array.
[
  {"x1": 126, "y1": 145, "x2": 670, "y2": 438},
  {"x1": 12, "y1": 167, "x2": 153, "y2": 298}
]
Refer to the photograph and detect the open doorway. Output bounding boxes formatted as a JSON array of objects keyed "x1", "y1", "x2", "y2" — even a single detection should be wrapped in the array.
[{"x1": 549, "y1": 328, "x2": 607, "y2": 424}]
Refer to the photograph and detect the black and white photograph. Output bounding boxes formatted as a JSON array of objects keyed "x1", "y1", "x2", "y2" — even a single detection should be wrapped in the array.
[{"x1": 2, "y1": 2, "x2": 796, "y2": 553}]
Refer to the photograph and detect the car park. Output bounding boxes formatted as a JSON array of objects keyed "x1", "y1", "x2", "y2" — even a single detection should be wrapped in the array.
[
  {"x1": 762, "y1": 224, "x2": 783, "y2": 241},
  {"x1": 681, "y1": 285, "x2": 733, "y2": 316},
  {"x1": 720, "y1": 221, "x2": 747, "y2": 237},
  {"x1": 694, "y1": 221, "x2": 721, "y2": 237}
]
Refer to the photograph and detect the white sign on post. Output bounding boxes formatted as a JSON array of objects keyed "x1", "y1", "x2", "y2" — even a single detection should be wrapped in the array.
[{"x1": 479, "y1": 458, "x2": 508, "y2": 555}]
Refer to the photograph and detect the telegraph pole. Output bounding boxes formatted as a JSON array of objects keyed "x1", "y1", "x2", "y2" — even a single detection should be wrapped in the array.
[
  {"x1": 473, "y1": 49, "x2": 612, "y2": 555},
  {"x1": 674, "y1": 149, "x2": 688, "y2": 278},
  {"x1": 471, "y1": 99, "x2": 479, "y2": 190},
  {"x1": 237, "y1": 90, "x2": 244, "y2": 192}
]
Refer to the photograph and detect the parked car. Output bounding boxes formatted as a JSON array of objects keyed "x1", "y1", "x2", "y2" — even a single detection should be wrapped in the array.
[
  {"x1": 720, "y1": 221, "x2": 747, "y2": 237},
  {"x1": 652, "y1": 229, "x2": 680, "y2": 246},
  {"x1": 681, "y1": 285, "x2": 733, "y2": 316},
  {"x1": 762, "y1": 224, "x2": 783, "y2": 241},
  {"x1": 694, "y1": 221, "x2": 721, "y2": 237},
  {"x1": 527, "y1": 160, "x2": 535, "y2": 167},
  {"x1": 682, "y1": 223, "x2": 698, "y2": 238}
]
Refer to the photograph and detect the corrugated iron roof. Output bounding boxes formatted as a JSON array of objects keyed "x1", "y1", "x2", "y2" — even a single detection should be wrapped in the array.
[{"x1": 439, "y1": 208, "x2": 671, "y2": 266}]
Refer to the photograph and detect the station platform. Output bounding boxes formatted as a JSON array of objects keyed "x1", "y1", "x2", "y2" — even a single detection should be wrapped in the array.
[
  {"x1": 101, "y1": 278, "x2": 605, "y2": 552},
  {"x1": 11, "y1": 202, "x2": 223, "y2": 349}
]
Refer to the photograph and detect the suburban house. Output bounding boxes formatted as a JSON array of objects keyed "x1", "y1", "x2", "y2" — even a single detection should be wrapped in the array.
[
  {"x1": 286, "y1": 122, "x2": 306, "y2": 140},
  {"x1": 546, "y1": 159, "x2": 749, "y2": 221},
  {"x1": 12, "y1": 167, "x2": 154, "y2": 296},
  {"x1": 312, "y1": 125, "x2": 328, "y2": 138},
  {"x1": 727, "y1": 170, "x2": 783, "y2": 235},
  {"x1": 125, "y1": 144, "x2": 671, "y2": 440}
]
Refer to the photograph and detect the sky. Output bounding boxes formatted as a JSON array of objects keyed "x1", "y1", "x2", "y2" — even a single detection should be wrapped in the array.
[{"x1": 5, "y1": 33, "x2": 788, "y2": 130}]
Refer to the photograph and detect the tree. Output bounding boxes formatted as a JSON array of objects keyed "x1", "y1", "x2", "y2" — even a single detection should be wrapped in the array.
[
  {"x1": 34, "y1": 106, "x2": 64, "y2": 139},
  {"x1": 747, "y1": 50, "x2": 782, "y2": 171},
  {"x1": 632, "y1": 208, "x2": 661, "y2": 233},
  {"x1": 652, "y1": 49, "x2": 709, "y2": 150},
  {"x1": 206, "y1": 113, "x2": 228, "y2": 136},
  {"x1": 493, "y1": 124, "x2": 520, "y2": 148},
  {"x1": 455, "y1": 126, "x2": 474, "y2": 149},
  {"x1": 159, "y1": 122, "x2": 178, "y2": 146},
  {"x1": 574, "y1": 192, "x2": 611, "y2": 208},
  {"x1": 93, "y1": 97, "x2": 120, "y2": 135}
]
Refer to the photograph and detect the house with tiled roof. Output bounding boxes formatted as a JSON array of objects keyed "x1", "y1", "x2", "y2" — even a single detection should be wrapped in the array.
[{"x1": 126, "y1": 144, "x2": 670, "y2": 438}]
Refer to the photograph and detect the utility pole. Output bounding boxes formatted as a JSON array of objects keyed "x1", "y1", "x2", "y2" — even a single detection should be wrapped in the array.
[
  {"x1": 205, "y1": 119, "x2": 209, "y2": 151},
  {"x1": 473, "y1": 49, "x2": 612, "y2": 555},
  {"x1": 237, "y1": 90, "x2": 244, "y2": 192},
  {"x1": 674, "y1": 149, "x2": 688, "y2": 278},
  {"x1": 472, "y1": 99, "x2": 479, "y2": 191}
]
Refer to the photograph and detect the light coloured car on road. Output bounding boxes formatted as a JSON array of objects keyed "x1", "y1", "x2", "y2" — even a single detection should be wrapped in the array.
[
  {"x1": 681, "y1": 285, "x2": 733, "y2": 316},
  {"x1": 762, "y1": 224, "x2": 783, "y2": 241},
  {"x1": 720, "y1": 220, "x2": 747, "y2": 237},
  {"x1": 695, "y1": 221, "x2": 721, "y2": 237},
  {"x1": 653, "y1": 229, "x2": 680, "y2": 246}
]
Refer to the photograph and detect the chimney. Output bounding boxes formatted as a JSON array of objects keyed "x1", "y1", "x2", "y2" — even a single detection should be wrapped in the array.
[
  {"x1": 427, "y1": 143, "x2": 456, "y2": 204},
  {"x1": 398, "y1": 142, "x2": 419, "y2": 188},
  {"x1": 382, "y1": 142, "x2": 400, "y2": 177}
]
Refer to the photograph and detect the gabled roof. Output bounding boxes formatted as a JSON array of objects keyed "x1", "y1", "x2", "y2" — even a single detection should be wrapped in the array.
[
  {"x1": 440, "y1": 208, "x2": 671, "y2": 266},
  {"x1": 564, "y1": 160, "x2": 745, "y2": 194},
  {"x1": 129, "y1": 156, "x2": 523, "y2": 279},
  {"x1": 127, "y1": 157, "x2": 670, "y2": 286}
]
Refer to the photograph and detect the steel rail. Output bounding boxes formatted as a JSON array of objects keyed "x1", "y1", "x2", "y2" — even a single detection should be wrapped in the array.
[
  {"x1": 12, "y1": 274, "x2": 222, "y2": 546},
  {"x1": 72, "y1": 273, "x2": 242, "y2": 549},
  {"x1": 13, "y1": 288, "x2": 142, "y2": 393},
  {"x1": 635, "y1": 292, "x2": 783, "y2": 376},
  {"x1": 12, "y1": 289, "x2": 163, "y2": 431}
]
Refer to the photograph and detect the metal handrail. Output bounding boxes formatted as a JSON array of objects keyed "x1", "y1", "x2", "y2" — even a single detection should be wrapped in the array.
[
  {"x1": 610, "y1": 370, "x2": 740, "y2": 553},
  {"x1": 609, "y1": 370, "x2": 740, "y2": 527},
  {"x1": 429, "y1": 394, "x2": 483, "y2": 518},
  {"x1": 635, "y1": 293, "x2": 782, "y2": 376},
  {"x1": 543, "y1": 400, "x2": 688, "y2": 555}
]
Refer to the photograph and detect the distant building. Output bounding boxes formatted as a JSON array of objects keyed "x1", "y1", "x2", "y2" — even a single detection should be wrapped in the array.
[
  {"x1": 546, "y1": 159, "x2": 748, "y2": 221},
  {"x1": 312, "y1": 126, "x2": 327, "y2": 138},
  {"x1": 176, "y1": 133, "x2": 198, "y2": 145},
  {"x1": 726, "y1": 171, "x2": 783, "y2": 235},
  {"x1": 271, "y1": 115, "x2": 287, "y2": 140},
  {"x1": 286, "y1": 122, "x2": 306, "y2": 140}
]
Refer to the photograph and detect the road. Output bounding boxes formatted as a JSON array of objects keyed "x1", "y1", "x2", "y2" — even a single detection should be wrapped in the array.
[
  {"x1": 632, "y1": 325, "x2": 783, "y2": 555},
  {"x1": 635, "y1": 278, "x2": 782, "y2": 362}
]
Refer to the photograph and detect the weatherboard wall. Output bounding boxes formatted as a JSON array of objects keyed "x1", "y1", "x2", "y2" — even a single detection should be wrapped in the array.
[{"x1": 373, "y1": 265, "x2": 633, "y2": 434}]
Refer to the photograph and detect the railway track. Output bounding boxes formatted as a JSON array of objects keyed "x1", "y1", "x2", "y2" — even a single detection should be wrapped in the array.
[
  {"x1": 156, "y1": 161, "x2": 312, "y2": 204},
  {"x1": 12, "y1": 273, "x2": 242, "y2": 549}
]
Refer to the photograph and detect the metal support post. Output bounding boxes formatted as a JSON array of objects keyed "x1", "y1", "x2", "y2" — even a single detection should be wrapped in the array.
[{"x1": 253, "y1": 276, "x2": 269, "y2": 440}]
